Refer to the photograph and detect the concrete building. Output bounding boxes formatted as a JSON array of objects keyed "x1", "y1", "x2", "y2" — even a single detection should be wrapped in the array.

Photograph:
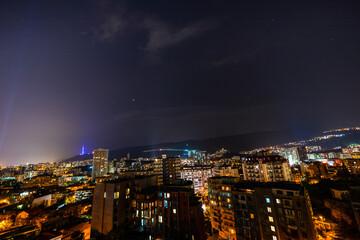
[
  {"x1": 134, "y1": 185, "x2": 206, "y2": 240},
  {"x1": 90, "y1": 175, "x2": 157, "y2": 237},
  {"x1": 180, "y1": 165, "x2": 213, "y2": 195},
  {"x1": 279, "y1": 148, "x2": 300, "y2": 165},
  {"x1": 74, "y1": 188, "x2": 94, "y2": 202},
  {"x1": 208, "y1": 177, "x2": 240, "y2": 240},
  {"x1": 208, "y1": 177, "x2": 316, "y2": 240},
  {"x1": 154, "y1": 156, "x2": 180, "y2": 186},
  {"x1": 91, "y1": 148, "x2": 109, "y2": 180},
  {"x1": 331, "y1": 187, "x2": 350, "y2": 200},
  {"x1": 213, "y1": 166, "x2": 242, "y2": 178},
  {"x1": 242, "y1": 155, "x2": 292, "y2": 182}
]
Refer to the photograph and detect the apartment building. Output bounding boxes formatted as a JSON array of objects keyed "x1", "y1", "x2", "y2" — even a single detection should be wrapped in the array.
[
  {"x1": 180, "y1": 165, "x2": 213, "y2": 195},
  {"x1": 208, "y1": 177, "x2": 316, "y2": 240},
  {"x1": 242, "y1": 155, "x2": 292, "y2": 182},
  {"x1": 154, "y1": 156, "x2": 180, "y2": 186},
  {"x1": 91, "y1": 175, "x2": 157, "y2": 237},
  {"x1": 133, "y1": 185, "x2": 206, "y2": 240}
]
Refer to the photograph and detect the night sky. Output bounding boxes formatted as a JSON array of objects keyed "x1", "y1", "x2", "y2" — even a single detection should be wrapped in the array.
[{"x1": 1, "y1": 0, "x2": 360, "y2": 165}]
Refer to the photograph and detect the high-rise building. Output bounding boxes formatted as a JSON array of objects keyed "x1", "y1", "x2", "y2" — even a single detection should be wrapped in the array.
[
  {"x1": 91, "y1": 174, "x2": 206, "y2": 240},
  {"x1": 91, "y1": 148, "x2": 109, "y2": 180},
  {"x1": 134, "y1": 185, "x2": 206, "y2": 240},
  {"x1": 154, "y1": 155, "x2": 180, "y2": 186},
  {"x1": 91, "y1": 175, "x2": 157, "y2": 237},
  {"x1": 279, "y1": 148, "x2": 301, "y2": 165},
  {"x1": 242, "y1": 154, "x2": 292, "y2": 182},
  {"x1": 180, "y1": 165, "x2": 213, "y2": 195},
  {"x1": 208, "y1": 177, "x2": 239, "y2": 240},
  {"x1": 208, "y1": 177, "x2": 316, "y2": 240}
]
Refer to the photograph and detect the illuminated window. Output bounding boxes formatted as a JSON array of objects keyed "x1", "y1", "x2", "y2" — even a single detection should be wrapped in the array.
[
  {"x1": 159, "y1": 216, "x2": 163, "y2": 223},
  {"x1": 271, "y1": 226, "x2": 275, "y2": 232},
  {"x1": 266, "y1": 198, "x2": 270, "y2": 203},
  {"x1": 273, "y1": 236, "x2": 277, "y2": 240},
  {"x1": 276, "y1": 199, "x2": 281, "y2": 204},
  {"x1": 114, "y1": 192, "x2": 119, "y2": 199},
  {"x1": 267, "y1": 207, "x2": 272, "y2": 213},
  {"x1": 269, "y1": 216, "x2": 274, "y2": 222},
  {"x1": 250, "y1": 213, "x2": 254, "y2": 219},
  {"x1": 173, "y1": 209, "x2": 176, "y2": 214}
]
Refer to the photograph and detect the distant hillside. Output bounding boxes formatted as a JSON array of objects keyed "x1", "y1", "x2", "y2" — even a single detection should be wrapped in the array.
[
  {"x1": 61, "y1": 127, "x2": 324, "y2": 162},
  {"x1": 303, "y1": 130, "x2": 360, "y2": 149}
]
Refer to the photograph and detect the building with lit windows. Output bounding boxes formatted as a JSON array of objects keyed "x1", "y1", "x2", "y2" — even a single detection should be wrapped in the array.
[
  {"x1": 242, "y1": 154, "x2": 292, "y2": 182},
  {"x1": 180, "y1": 165, "x2": 213, "y2": 195},
  {"x1": 134, "y1": 185, "x2": 205, "y2": 240},
  {"x1": 343, "y1": 159, "x2": 360, "y2": 174},
  {"x1": 154, "y1": 155, "x2": 180, "y2": 186},
  {"x1": 213, "y1": 166, "x2": 242, "y2": 178},
  {"x1": 208, "y1": 177, "x2": 316, "y2": 240},
  {"x1": 91, "y1": 148, "x2": 109, "y2": 180},
  {"x1": 208, "y1": 177, "x2": 240, "y2": 240},
  {"x1": 278, "y1": 147, "x2": 302, "y2": 165},
  {"x1": 90, "y1": 175, "x2": 157, "y2": 237}
]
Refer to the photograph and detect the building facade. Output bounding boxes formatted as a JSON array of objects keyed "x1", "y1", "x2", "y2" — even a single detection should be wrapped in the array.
[
  {"x1": 180, "y1": 165, "x2": 213, "y2": 195},
  {"x1": 208, "y1": 177, "x2": 240, "y2": 240},
  {"x1": 90, "y1": 175, "x2": 157, "y2": 236},
  {"x1": 208, "y1": 177, "x2": 316, "y2": 240},
  {"x1": 154, "y1": 156, "x2": 180, "y2": 186},
  {"x1": 92, "y1": 148, "x2": 109, "y2": 180},
  {"x1": 134, "y1": 186, "x2": 206, "y2": 240},
  {"x1": 242, "y1": 155, "x2": 292, "y2": 182}
]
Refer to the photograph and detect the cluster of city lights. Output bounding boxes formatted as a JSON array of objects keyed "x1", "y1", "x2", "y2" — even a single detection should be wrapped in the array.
[{"x1": 249, "y1": 127, "x2": 360, "y2": 153}]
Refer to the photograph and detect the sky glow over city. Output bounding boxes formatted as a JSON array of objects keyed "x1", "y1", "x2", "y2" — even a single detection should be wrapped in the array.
[{"x1": 0, "y1": 0, "x2": 360, "y2": 165}]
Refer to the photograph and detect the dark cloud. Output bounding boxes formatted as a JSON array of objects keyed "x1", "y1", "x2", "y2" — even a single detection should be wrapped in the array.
[
  {"x1": 90, "y1": 0, "x2": 215, "y2": 61},
  {"x1": 90, "y1": 0, "x2": 128, "y2": 41},
  {"x1": 99, "y1": 15, "x2": 127, "y2": 41},
  {"x1": 143, "y1": 18, "x2": 215, "y2": 62}
]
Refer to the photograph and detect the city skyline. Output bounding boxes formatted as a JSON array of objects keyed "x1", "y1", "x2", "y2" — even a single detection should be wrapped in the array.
[
  {"x1": 1, "y1": 0, "x2": 360, "y2": 165},
  {"x1": 2, "y1": 1, "x2": 360, "y2": 239},
  {"x1": 1, "y1": 127, "x2": 360, "y2": 238}
]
